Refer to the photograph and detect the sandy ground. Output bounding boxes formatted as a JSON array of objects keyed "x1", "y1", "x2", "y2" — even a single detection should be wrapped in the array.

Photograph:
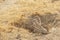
[{"x1": 0, "y1": 0, "x2": 60, "y2": 40}]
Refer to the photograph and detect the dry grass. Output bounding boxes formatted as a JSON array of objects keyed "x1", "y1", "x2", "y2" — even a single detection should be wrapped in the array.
[{"x1": 0, "y1": 0, "x2": 60, "y2": 40}]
